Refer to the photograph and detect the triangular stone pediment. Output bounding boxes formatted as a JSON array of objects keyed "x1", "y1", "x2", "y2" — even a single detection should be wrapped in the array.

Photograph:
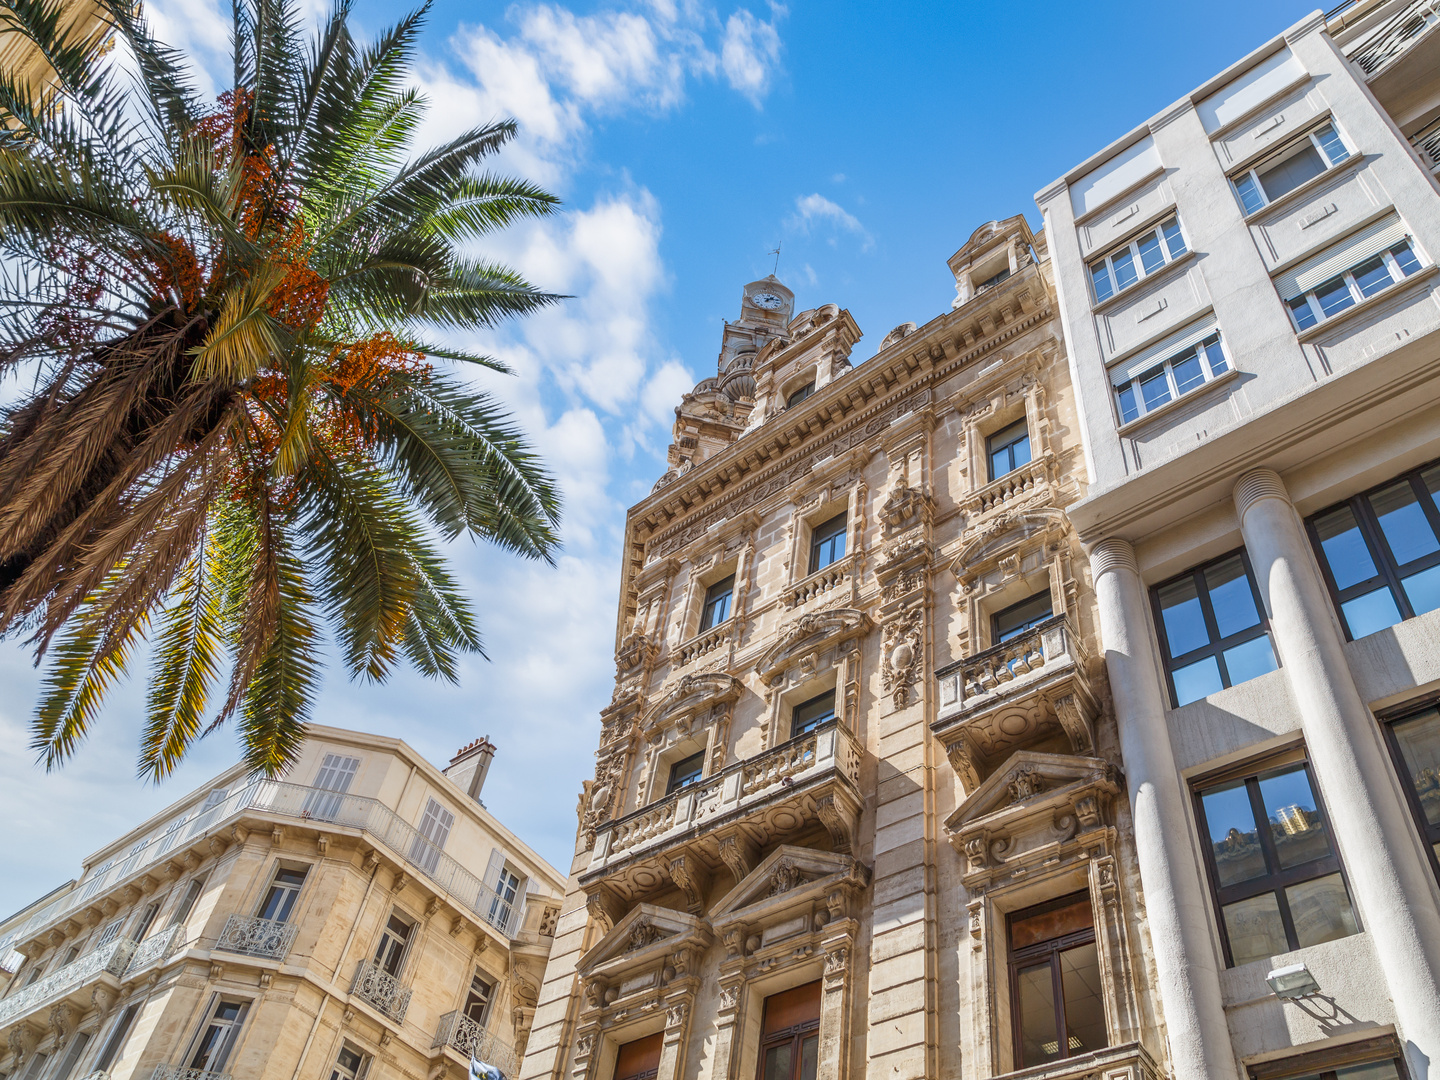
[
  {"x1": 711, "y1": 845, "x2": 868, "y2": 929},
  {"x1": 578, "y1": 903, "x2": 709, "y2": 977},
  {"x1": 945, "y1": 750, "x2": 1118, "y2": 836},
  {"x1": 755, "y1": 609, "x2": 870, "y2": 682}
]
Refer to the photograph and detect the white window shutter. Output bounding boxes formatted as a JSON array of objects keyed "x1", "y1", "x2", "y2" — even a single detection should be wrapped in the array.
[
  {"x1": 313, "y1": 754, "x2": 360, "y2": 793},
  {"x1": 418, "y1": 799, "x2": 454, "y2": 849},
  {"x1": 482, "y1": 849, "x2": 506, "y2": 890}
]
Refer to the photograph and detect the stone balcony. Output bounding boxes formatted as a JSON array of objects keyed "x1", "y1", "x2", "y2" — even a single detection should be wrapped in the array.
[
  {"x1": 932, "y1": 614, "x2": 1098, "y2": 794},
  {"x1": 786, "y1": 552, "x2": 857, "y2": 609},
  {"x1": 432, "y1": 1011, "x2": 518, "y2": 1076},
  {"x1": 581, "y1": 722, "x2": 863, "y2": 915},
  {"x1": 960, "y1": 455, "x2": 1053, "y2": 521},
  {"x1": 151, "y1": 1069, "x2": 230, "y2": 1080},
  {"x1": 995, "y1": 1042, "x2": 1160, "y2": 1080}
]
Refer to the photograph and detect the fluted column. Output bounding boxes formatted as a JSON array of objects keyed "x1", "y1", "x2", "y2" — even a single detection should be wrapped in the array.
[
  {"x1": 1090, "y1": 538, "x2": 1237, "y2": 1080},
  {"x1": 1233, "y1": 468, "x2": 1440, "y2": 1061}
]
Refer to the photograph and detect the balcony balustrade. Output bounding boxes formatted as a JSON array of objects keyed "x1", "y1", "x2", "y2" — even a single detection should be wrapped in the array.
[
  {"x1": 1346, "y1": 0, "x2": 1440, "y2": 76},
  {"x1": 585, "y1": 721, "x2": 863, "y2": 889},
  {"x1": 432, "y1": 1012, "x2": 518, "y2": 1076},
  {"x1": 675, "y1": 621, "x2": 733, "y2": 667},
  {"x1": 786, "y1": 553, "x2": 856, "y2": 609},
  {"x1": 962, "y1": 457, "x2": 1053, "y2": 521},
  {"x1": 350, "y1": 960, "x2": 411, "y2": 1023},
  {"x1": 932, "y1": 614, "x2": 1098, "y2": 794},
  {"x1": 213, "y1": 915, "x2": 298, "y2": 961},
  {"x1": 152, "y1": 1068, "x2": 230, "y2": 1080},
  {"x1": 1, "y1": 780, "x2": 525, "y2": 961},
  {"x1": 1411, "y1": 117, "x2": 1440, "y2": 174}
]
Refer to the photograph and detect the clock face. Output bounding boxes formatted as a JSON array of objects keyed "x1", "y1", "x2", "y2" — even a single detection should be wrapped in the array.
[{"x1": 750, "y1": 291, "x2": 784, "y2": 311}]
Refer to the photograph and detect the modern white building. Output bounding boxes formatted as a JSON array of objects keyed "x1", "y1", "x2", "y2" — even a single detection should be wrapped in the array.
[
  {"x1": 0, "y1": 727, "x2": 565, "y2": 1080},
  {"x1": 1035, "y1": 2, "x2": 1440, "y2": 1078}
]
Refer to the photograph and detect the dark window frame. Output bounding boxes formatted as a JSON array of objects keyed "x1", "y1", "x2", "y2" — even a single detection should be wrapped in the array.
[
  {"x1": 700, "y1": 575, "x2": 735, "y2": 632},
  {"x1": 791, "y1": 689, "x2": 837, "y2": 739},
  {"x1": 808, "y1": 513, "x2": 848, "y2": 575},
  {"x1": 1150, "y1": 548, "x2": 1277, "y2": 708},
  {"x1": 1304, "y1": 458, "x2": 1440, "y2": 641},
  {"x1": 1191, "y1": 756, "x2": 1359, "y2": 968},
  {"x1": 665, "y1": 751, "x2": 707, "y2": 795},
  {"x1": 785, "y1": 382, "x2": 815, "y2": 409},
  {"x1": 1006, "y1": 891, "x2": 1104, "y2": 1069},
  {"x1": 1377, "y1": 693, "x2": 1440, "y2": 887},
  {"x1": 1247, "y1": 1032, "x2": 1408, "y2": 1079},
  {"x1": 986, "y1": 419, "x2": 1032, "y2": 482},
  {"x1": 992, "y1": 591, "x2": 1054, "y2": 645},
  {"x1": 756, "y1": 1018, "x2": 819, "y2": 1080}
]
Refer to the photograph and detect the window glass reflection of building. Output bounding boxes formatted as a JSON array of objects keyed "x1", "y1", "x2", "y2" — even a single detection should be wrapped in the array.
[
  {"x1": 791, "y1": 690, "x2": 836, "y2": 738},
  {"x1": 666, "y1": 751, "x2": 706, "y2": 795},
  {"x1": 464, "y1": 971, "x2": 495, "y2": 1025},
  {"x1": 992, "y1": 592, "x2": 1053, "y2": 644},
  {"x1": 1384, "y1": 706, "x2": 1440, "y2": 883},
  {"x1": 1194, "y1": 758, "x2": 1359, "y2": 966},
  {"x1": 1007, "y1": 893, "x2": 1107, "y2": 1069},
  {"x1": 257, "y1": 866, "x2": 307, "y2": 922},
  {"x1": 373, "y1": 913, "x2": 413, "y2": 976},
  {"x1": 614, "y1": 1032, "x2": 663, "y2": 1080},
  {"x1": 758, "y1": 981, "x2": 821, "y2": 1080},
  {"x1": 987, "y1": 420, "x2": 1032, "y2": 481},
  {"x1": 808, "y1": 513, "x2": 847, "y2": 575},
  {"x1": 188, "y1": 999, "x2": 248, "y2": 1072}
]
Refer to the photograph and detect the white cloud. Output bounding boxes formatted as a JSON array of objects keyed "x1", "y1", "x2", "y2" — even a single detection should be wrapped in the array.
[
  {"x1": 720, "y1": 6, "x2": 784, "y2": 103},
  {"x1": 786, "y1": 192, "x2": 873, "y2": 251}
]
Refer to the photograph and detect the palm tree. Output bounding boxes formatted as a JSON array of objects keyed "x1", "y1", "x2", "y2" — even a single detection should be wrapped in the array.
[{"x1": 0, "y1": 0, "x2": 564, "y2": 778}]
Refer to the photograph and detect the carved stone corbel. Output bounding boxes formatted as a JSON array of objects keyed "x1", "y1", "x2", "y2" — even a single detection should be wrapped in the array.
[
  {"x1": 715, "y1": 828, "x2": 758, "y2": 885},
  {"x1": 390, "y1": 871, "x2": 409, "y2": 894},
  {"x1": 814, "y1": 794, "x2": 853, "y2": 854},
  {"x1": 667, "y1": 854, "x2": 710, "y2": 915}
]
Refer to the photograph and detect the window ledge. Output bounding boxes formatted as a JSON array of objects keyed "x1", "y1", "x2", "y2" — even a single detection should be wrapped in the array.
[
  {"x1": 1266, "y1": 197, "x2": 1394, "y2": 281},
  {"x1": 1295, "y1": 262, "x2": 1439, "y2": 342},
  {"x1": 1090, "y1": 249, "x2": 1197, "y2": 316},
  {"x1": 1204, "y1": 70, "x2": 1314, "y2": 144},
  {"x1": 1228, "y1": 105, "x2": 1338, "y2": 177},
  {"x1": 1115, "y1": 367, "x2": 1239, "y2": 436},
  {"x1": 1241, "y1": 148, "x2": 1364, "y2": 225}
]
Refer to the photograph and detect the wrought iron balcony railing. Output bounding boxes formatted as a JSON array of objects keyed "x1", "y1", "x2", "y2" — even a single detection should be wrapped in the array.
[
  {"x1": 1347, "y1": 0, "x2": 1440, "y2": 76},
  {"x1": 433, "y1": 1011, "x2": 518, "y2": 1075},
  {"x1": 213, "y1": 915, "x2": 298, "y2": 960},
  {"x1": 351, "y1": 960, "x2": 411, "y2": 1023},
  {"x1": 152, "y1": 1067, "x2": 230, "y2": 1080},
  {"x1": 1, "y1": 779, "x2": 525, "y2": 957}
]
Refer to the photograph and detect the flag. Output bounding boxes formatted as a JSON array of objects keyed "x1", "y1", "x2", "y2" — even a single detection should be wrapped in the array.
[{"x1": 469, "y1": 1056, "x2": 505, "y2": 1080}]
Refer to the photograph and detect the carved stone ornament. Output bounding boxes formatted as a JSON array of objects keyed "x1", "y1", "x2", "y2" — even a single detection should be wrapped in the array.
[
  {"x1": 628, "y1": 920, "x2": 662, "y2": 953},
  {"x1": 878, "y1": 476, "x2": 934, "y2": 538},
  {"x1": 824, "y1": 945, "x2": 849, "y2": 977},
  {"x1": 581, "y1": 751, "x2": 627, "y2": 850},
  {"x1": 881, "y1": 607, "x2": 924, "y2": 709},
  {"x1": 1007, "y1": 767, "x2": 1045, "y2": 803},
  {"x1": 667, "y1": 1001, "x2": 689, "y2": 1029},
  {"x1": 768, "y1": 858, "x2": 801, "y2": 897}
]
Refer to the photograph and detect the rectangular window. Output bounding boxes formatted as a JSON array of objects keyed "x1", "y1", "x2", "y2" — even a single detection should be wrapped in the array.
[
  {"x1": 701, "y1": 575, "x2": 735, "y2": 632},
  {"x1": 80, "y1": 861, "x2": 114, "y2": 901},
  {"x1": 1152, "y1": 551, "x2": 1278, "y2": 707},
  {"x1": 1232, "y1": 122, "x2": 1351, "y2": 215},
  {"x1": 1383, "y1": 705, "x2": 1440, "y2": 884},
  {"x1": 93, "y1": 1003, "x2": 140, "y2": 1073},
  {"x1": 758, "y1": 981, "x2": 821, "y2": 1080},
  {"x1": 18, "y1": 1052, "x2": 47, "y2": 1080},
  {"x1": 1194, "y1": 756, "x2": 1359, "y2": 967},
  {"x1": 1285, "y1": 241, "x2": 1425, "y2": 331},
  {"x1": 808, "y1": 513, "x2": 847, "y2": 575},
  {"x1": 170, "y1": 875, "x2": 208, "y2": 929},
  {"x1": 785, "y1": 382, "x2": 815, "y2": 409},
  {"x1": 372, "y1": 913, "x2": 413, "y2": 977},
  {"x1": 92, "y1": 918, "x2": 124, "y2": 952},
  {"x1": 1008, "y1": 893, "x2": 1107, "y2": 1068},
  {"x1": 303, "y1": 753, "x2": 361, "y2": 820},
  {"x1": 791, "y1": 689, "x2": 836, "y2": 739},
  {"x1": 329, "y1": 1043, "x2": 369, "y2": 1080},
  {"x1": 614, "y1": 1033, "x2": 663, "y2": 1080},
  {"x1": 257, "y1": 866, "x2": 308, "y2": 923},
  {"x1": 409, "y1": 797, "x2": 454, "y2": 875},
  {"x1": 987, "y1": 419, "x2": 1033, "y2": 480},
  {"x1": 993, "y1": 592, "x2": 1054, "y2": 644},
  {"x1": 1306, "y1": 462, "x2": 1440, "y2": 639},
  {"x1": 188, "y1": 998, "x2": 248, "y2": 1072},
  {"x1": 134, "y1": 901, "x2": 161, "y2": 941},
  {"x1": 1088, "y1": 215, "x2": 1188, "y2": 302},
  {"x1": 488, "y1": 867, "x2": 522, "y2": 932},
  {"x1": 976, "y1": 266, "x2": 1012, "y2": 292},
  {"x1": 52, "y1": 1031, "x2": 91, "y2": 1080},
  {"x1": 1114, "y1": 332, "x2": 1230, "y2": 425},
  {"x1": 463, "y1": 972, "x2": 495, "y2": 1026},
  {"x1": 665, "y1": 751, "x2": 706, "y2": 795},
  {"x1": 1247, "y1": 1035, "x2": 1408, "y2": 1079}
]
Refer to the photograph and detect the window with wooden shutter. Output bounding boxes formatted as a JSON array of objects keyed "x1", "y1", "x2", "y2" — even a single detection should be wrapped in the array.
[
  {"x1": 757, "y1": 981, "x2": 821, "y2": 1080},
  {"x1": 304, "y1": 754, "x2": 361, "y2": 820},
  {"x1": 410, "y1": 797, "x2": 454, "y2": 875},
  {"x1": 615, "y1": 1033, "x2": 663, "y2": 1080}
]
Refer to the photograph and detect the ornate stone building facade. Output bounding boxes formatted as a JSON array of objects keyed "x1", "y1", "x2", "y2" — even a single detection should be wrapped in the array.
[
  {"x1": 521, "y1": 216, "x2": 1165, "y2": 1080},
  {"x1": 0, "y1": 727, "x2": 565, "y2": 1080}
]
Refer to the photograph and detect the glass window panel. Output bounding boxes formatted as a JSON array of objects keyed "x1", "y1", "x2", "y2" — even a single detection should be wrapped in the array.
[
  {"x1": 1370, "y1": 481, "x2": 1440, "y2": 564},
  {"x1": 1138, "y1": 231, "x2": 1166, "y2": 275},
  {"x1": 761, "y1": 1044, "x2": 793, "y2": 1080},
  {"x1": 1393, "y1": 709, "x2": 1440, "y2": 828},
  {"x1": 1162, "y1": 217, "x2": 1187, "y2": 259},
  {"x1": 1336, "y1": 1065, "x2": 1403, "y2": 1080},
  {"x1": 1090, "y1": 261, "x2": 1114, "y2": 303},
  {"x1": 1316, "y1": 123, "x2": 1350, "y2": 166},
  {"x1": 792, "y1": 690, "x2": 836, "y2": 737},
  {"x1": 1173, "y1": 656, "x2": 1223, "y2": 706},
  {"x1": 1117, "y1": 385, "x2": 1139, "y2": 424},
  {"x1": 1111, "y1": 248, "x2": 1138, "y2": 291},
  {"x1": 1157, "y1": 576, "x2": 1211, "y2": 656},
  {"x1": 1341, "y1": 587, "x2": 1403, "y2": 638},
  {"x1": 995, "y1": 593, "x2": 1054, "y2": 643},
  {"x1": 1316, "y1": 276, "x2": 1356, "y2": 318},
  {"x1": 1202, "y1": 781, "x2": 1268, "y2": 887},
  {"x1": 666, "y1": 751, "x2": 706, "y2": 794},
  {"x1": 1313, "y1": 506, "x2": 1379, "y2": 589},
  {"x1": 799, "y1": 1034, "x2": 818, "y2": 1080},
  {"x1": 1286, "y1": 873, "x2": 1359, "y2": 949},
  {"x1": 1352, "y1": 254, "x2": 1394, "y2": 298},
  {"x1": 1402, "y1": 563, "x2": 1440, "y2": 617},
  {"x1": 1223, "y1": 635, "x2": 1278, "y2": 686},
  {"x1": 1139, "y1": 366, "x2": 1171, "y2": 411},
  {"x1": 1289, "y1": 295, "x2": 1318, "y2": 330},
  {"x1": 1205, "y1": 556, "x2": 1262, "y2": 638},
  {"x1": 1016, "y1": 962, "x2": 1060, "y2": 1067},
  {"x1": 1173, "y1": 352, "x2": 1205, "y2": 395},
  {"x1": 1259, "y1": 766, "x2": 1334, "y2": 869},
  {"x1": 1258, "y1": 142, "x2": 1326, "y2": 200},
  {"x1": 1060, "y1": 942, "x2": 1108, "y2": 1056},
  {"x1": 1236, "y1": 174, "x2": 1266, "y2": 215},
  {"x1": 1222, "y1": 892, "x2": 1288, "y2": 966},
  {"x1": 1391, "y1": 240, "x2": 1422, "y2": 277},
  {"x1": 1203, "y1": 336, "x2": 1229, "y2": 375}
]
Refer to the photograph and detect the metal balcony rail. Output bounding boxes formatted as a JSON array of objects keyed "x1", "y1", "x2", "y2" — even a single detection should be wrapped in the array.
[
  {"x1": 433, "y1": 1011, "x2": 519, "y2": 1076},
  {"x1": 0, "y1": 780, "x2": 525, "y2": 954},
  {"x1": 0, "y1": 937, "x2": 134, "y2": 1027},
  {"x1": 213, "y1": 915, "x2": 298, "y2": 960},
  {"x1": 1347, "y1": 0, "x2": 1440, "y2": 74},
  {"x1": 124, "y1": 927, "x2": 185, "y2": 978},
  {"x1": 151, "y1": 1068, "x2": 230, "y2": 1080},
  {"x1": 351, "y1": 960, "x2": 411, "y2": 1023},
  {"x1": 1411, "y1": 116, "x2": 1440, "y2": 173}
]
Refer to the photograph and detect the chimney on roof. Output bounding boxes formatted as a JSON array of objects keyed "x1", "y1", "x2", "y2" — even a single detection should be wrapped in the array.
[{"x1": 443, "y1": 736, "x2": 496, "y2": 804}]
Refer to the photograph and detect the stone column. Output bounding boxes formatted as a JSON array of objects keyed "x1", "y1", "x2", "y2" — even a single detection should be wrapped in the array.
[
  {"x1": 1090, "y1": 538, "x2": 1237, "y2": 1080},
  {"x1": 1234, "y1": 468, "x2": 1440, "y2": 1062}
]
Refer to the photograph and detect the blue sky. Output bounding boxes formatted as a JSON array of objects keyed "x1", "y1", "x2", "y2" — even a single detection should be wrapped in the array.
[{"x1": 0, "y1": 0, "x2": 1317, "y2": 916}]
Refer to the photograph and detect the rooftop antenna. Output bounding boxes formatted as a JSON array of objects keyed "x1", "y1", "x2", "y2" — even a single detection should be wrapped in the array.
[{"x1": 768, "y1": 242, "x2": 782, "y2": 276}]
